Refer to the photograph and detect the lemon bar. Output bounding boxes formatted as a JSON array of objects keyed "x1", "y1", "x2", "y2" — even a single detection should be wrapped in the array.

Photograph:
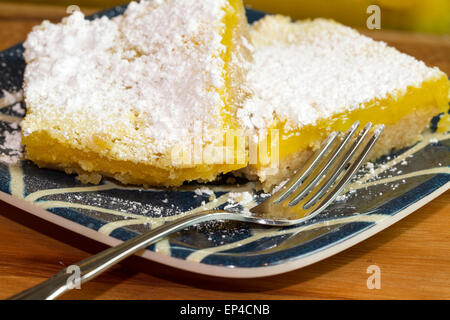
[
  {"x1": 238, "y1": 16, "x2": 450, "y2": 191},
  {"x1": 21, "y1": 0, "x2": 252, "y2": 186}
]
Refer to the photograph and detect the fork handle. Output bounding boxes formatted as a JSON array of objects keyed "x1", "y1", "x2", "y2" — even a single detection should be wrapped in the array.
[{"x1": 8, "y1": 209, "x2": 235, "y2": 300}]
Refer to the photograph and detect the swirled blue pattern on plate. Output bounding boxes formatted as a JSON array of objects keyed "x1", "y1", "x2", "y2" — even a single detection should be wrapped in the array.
[{"x1": 0, "y1": 6, "x2": 448, "y2": 277}]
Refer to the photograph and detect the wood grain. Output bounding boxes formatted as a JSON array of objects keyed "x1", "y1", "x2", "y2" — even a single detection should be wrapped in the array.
[{"x1": 0, "y1": 6, "x2": 449, "y2": 300}]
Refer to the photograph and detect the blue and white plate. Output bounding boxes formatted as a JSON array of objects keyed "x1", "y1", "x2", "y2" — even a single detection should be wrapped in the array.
[{"x1": 0, "y1": 6, "x2": 448, "y2": 278}]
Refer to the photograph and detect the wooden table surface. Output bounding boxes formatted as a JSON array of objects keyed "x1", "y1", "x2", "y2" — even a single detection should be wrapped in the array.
[{"x1": 0, "y1": 5, "x2": 449, "y2": 300}]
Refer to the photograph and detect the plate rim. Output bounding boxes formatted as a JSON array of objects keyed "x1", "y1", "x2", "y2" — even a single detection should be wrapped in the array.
[{"x1": 0, "y1": 181, "x2": 448, "y2": 278}]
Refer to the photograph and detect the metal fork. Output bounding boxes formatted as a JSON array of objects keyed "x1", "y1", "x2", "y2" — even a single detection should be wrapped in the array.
[{"x1": 8, "y1": 121, "x2": 384, "y2": 300}]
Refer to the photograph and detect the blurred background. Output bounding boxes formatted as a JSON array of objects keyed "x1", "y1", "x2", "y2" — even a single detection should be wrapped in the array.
[
  {"x1": 247, "y1": 0, "x2": 450, "y2": 35},
  {"x1": 0, "y1": 0, "x2": 449, "y2": 34}
]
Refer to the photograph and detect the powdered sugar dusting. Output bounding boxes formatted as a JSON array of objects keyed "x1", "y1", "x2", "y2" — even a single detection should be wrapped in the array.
[
  {"x1": 22, "y1": 0, "x2": 228, "y2": 156},
  {"x1": 238, "y1": 16, "x2": 445, "y2": 131}
]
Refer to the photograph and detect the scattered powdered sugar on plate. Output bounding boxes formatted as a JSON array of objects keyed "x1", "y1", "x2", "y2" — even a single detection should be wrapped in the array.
[
  {"x1": 194, "y1": 187, "x2": 215, "y2": 197},
  {"x1": 0, "y1": 125, "x2": 23, "y2": 164},
  {"x1": 224, "y1": 191, "x2": 254, "y2": 211},
  {"x1": 364, "y1": 162, "x2": 376, "y2": 175},
  {"x1": 11, "y1": 102, "x2": 25, "y2": 116},
  {"x1": 429, "y1": 138, "x2": 439, "y2": 144},
  {"x1": 0, "y1": 90, "x2": 23, "y2": 108},
  {"x1": 0, "y1": 90, "x2": 24, "y2": 164}
]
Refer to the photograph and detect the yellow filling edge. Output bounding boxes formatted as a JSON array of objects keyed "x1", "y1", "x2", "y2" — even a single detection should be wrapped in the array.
[{"x1": 254, "y1": 75, "x2": 450, "y2": 168}]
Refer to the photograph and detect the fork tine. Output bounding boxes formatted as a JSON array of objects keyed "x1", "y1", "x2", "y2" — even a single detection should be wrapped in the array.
[
  {"x1": 289, "y1": 122, "x2": 373, "y2": 207},
  {"x1": 271, "y1": 130, "x2": 340, "y2": 204},
  {"x1": 280, "y1": 121, "x2": 361, "y2": 205},
  {"x1": 300, "y1": 124, "x2": 385, "y2": 218},
  {"x1": 273, "y1": 121, "x2": 360, "y2": 204}
]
